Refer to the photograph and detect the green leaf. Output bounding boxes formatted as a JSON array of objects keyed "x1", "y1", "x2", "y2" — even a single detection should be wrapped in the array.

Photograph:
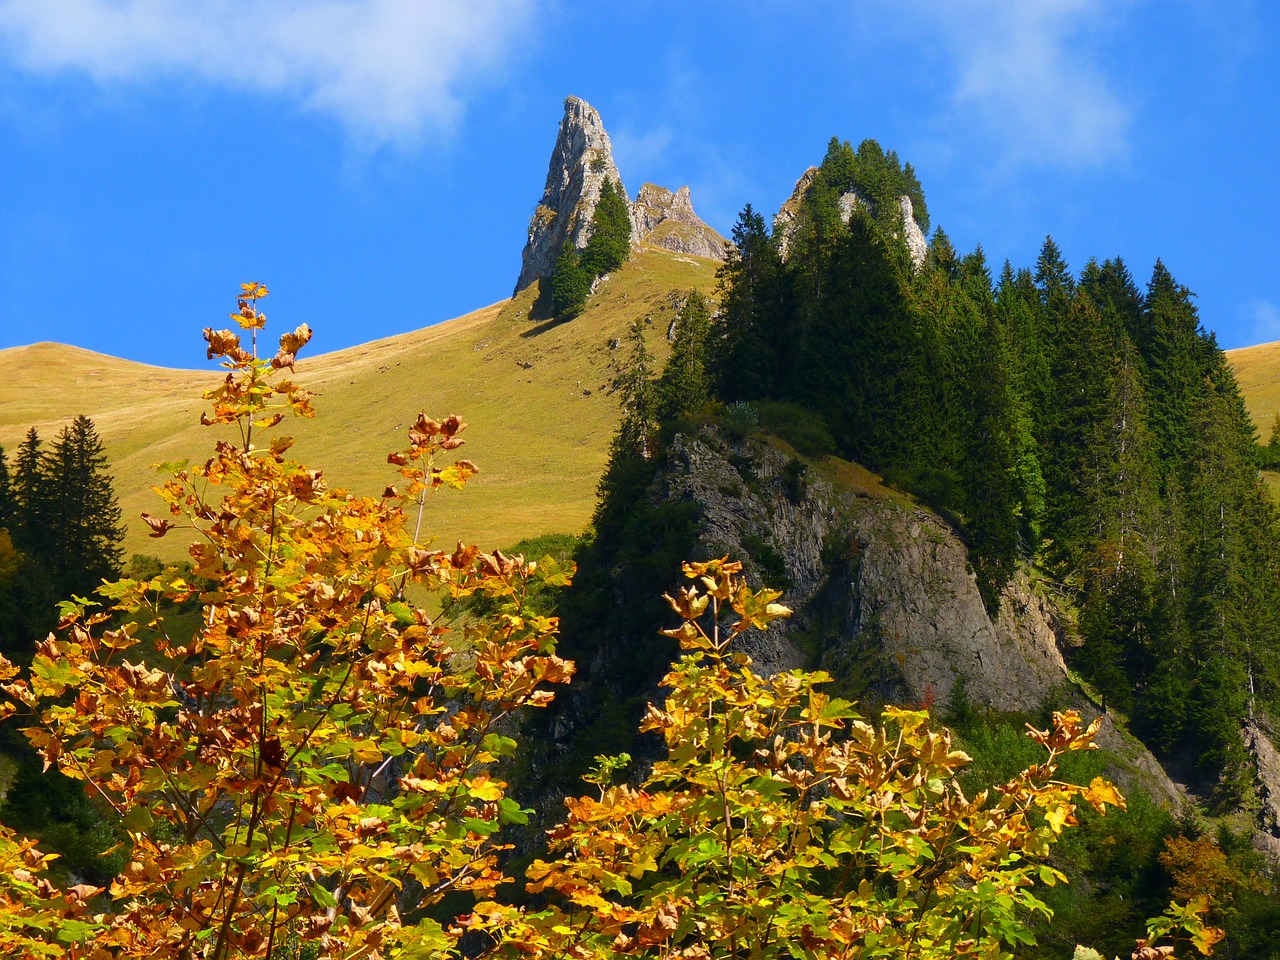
[
  {"x1": 387, "y1": 602, "x2": 416, "y2": 626},
  {"x1": 481, "y1": 733, "x2": 518, "y2": 758},
  {"x1": 311, "y1": 884, "x2": 338, "y2": 909},
  {"x1": 123, "y1": 805, "x2": 155, "y2": 833}
]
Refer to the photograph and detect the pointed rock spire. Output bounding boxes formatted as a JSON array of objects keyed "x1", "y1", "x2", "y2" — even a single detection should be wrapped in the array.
[{"x1": 514, "y1": 96, "x2": 634, "y2": 295}]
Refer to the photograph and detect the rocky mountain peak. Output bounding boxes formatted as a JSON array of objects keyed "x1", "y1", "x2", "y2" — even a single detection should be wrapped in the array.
[
  {"x1": 772, "y1": 166, "x2": 928, "y2": 270},
  {"x1": 514, "y1": 96, "x2": 635, "y2": 295},
  {"x1": 515, "y1": 98, "x2": 732, "y2": 295},
  {"x1": 631, "y1": 183, "x2": 731, "y2": 261}
]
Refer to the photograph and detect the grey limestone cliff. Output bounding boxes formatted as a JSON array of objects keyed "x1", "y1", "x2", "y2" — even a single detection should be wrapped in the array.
[
  {"x1": 514, "y1": 96, "x2": 635, "y2": 295},
  {"x1": 772, "y1": 166, "x2": 819, "y2": 260},
  {"x1": 657, "y1": 425, "x2": 1181, "y2": 804},
  {"x1": 772, "y1": 167, "x2": 928, "y2": 270},
  {"x1": 631, "y1": 183, "x2": 731, "y2": 260},
  {"x1": 1245, "y1": 720, "x2": 1280, "y2": 859}
]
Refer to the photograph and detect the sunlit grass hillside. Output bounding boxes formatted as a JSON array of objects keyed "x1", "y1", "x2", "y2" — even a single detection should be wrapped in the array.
[
  {"x1": 1227, "y1": 339, "x2": 1280, "y2": 436},
  {"x1": 1225, "y1": 339, "x2": 1280, "y2": 498},
  {"x1": 0, "y1": 247, "x2": 720, "y2": 563}
]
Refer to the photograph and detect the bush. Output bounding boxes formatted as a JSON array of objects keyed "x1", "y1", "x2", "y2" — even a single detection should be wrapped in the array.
[{"x1": 751, "y1": 400, "x2": 837, "y2": 457}]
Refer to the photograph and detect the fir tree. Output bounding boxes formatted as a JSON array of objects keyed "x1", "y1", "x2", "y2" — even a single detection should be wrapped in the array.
[
  {"x1": 11, "y1": 428, "x2": 51, "y2": 561},
  {"x1": 712, "y1": 204, "x2": 788, "y2": 401},
  {"x1": 612, "y1": 317, "x2": 657, "y2": 460},
  {"x1": 656, "y1": 292, "x2": 712, "y2": 424},
  {"x1": 582, "y1": 178, "x2": 631, "y2": 277},
  {"x1": 0, "y1": 445, "x2": 11, "y2": 532},
  {"x1": 43, "y1": 415, "x2": 124, "y2": 598},
  {"x1": 550, "y1": 243, "x2": 592, "y2": 318},
  {"x1": 1138, "y1": 261, "x2": 1207, "y2": 470},
  {"x1": 798, "y1": 209, "x2": 923, "y2": 468}
]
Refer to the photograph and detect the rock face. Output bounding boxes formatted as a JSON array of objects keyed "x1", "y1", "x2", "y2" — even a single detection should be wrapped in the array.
[
  {"x1": 898, "y1": 195, "x2": 928, "y2": 269},
  {"x1": 663, "y1": 429, "x2": 1066, "y2": 709},
  {"x1": 1244, "y1": 720, "x2": 1280, "y2": 859},
  {"x1": 772, "y1": 166, "x2": 819, "y2": 260},
  {"x1": 514, "y1": 96, "x2": 635, "y2": 295},
  {"x1": 772, "y1": 167, "x2": 928, "y2": 270},
  {"x1": 631, "y1": 183, "x2": 730, "y2": 260},
  {"x1": 656, "y1": 425, "x2": 1181, "y2": 803}
]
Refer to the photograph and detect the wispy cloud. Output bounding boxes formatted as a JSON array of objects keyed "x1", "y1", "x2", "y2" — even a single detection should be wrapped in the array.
[
  {"x1": 892, "y1": 0, "x2": 1133, "y2": 170},
  {"x1": 610, "y1": 125, "x2": 675, "y2": 188},
  {"x1": 0, "y1": 0, "x2": 536, "y2": 147},
  {"x1": 1243, "y1": 298, "x2": 1280, "y2": 344}
]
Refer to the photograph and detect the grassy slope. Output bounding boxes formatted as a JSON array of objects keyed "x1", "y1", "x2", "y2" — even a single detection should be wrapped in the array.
[
  {"x1": 1224, "y1": 341, "x2": 1280, "y2": 500},
  {"x1": 1225, "y1": 339, "x2": 1280, "y2": 434},
  {"x1": 0, "y1": 246, "x2": 719, "y2": 562}
]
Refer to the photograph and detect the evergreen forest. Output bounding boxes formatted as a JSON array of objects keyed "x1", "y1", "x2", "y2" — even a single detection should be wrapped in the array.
[{"x1": 541, "y1": 138, "x2": 1280, "y2": 956}]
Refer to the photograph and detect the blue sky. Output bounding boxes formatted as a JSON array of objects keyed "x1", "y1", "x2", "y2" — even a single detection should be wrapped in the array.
[{"x1": 0, "y1": 0, "x2": 1277, "y2": 368}]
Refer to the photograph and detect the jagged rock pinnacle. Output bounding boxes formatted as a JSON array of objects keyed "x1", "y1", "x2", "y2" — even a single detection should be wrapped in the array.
[
  {"x1": 631, "y1": 183, "x2": 730, "y2": 260},
  {"x1": 514, "y1": 96, "x2": 634, "y2": 295},
  {"x1": 515, "y1": 97, "x2": 731, "y2": 295}
]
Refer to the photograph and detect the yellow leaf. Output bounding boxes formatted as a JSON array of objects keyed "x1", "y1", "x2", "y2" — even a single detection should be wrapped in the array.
[{"x1": 1083, "y1": 776, "x2": 1126, "y2": 814}]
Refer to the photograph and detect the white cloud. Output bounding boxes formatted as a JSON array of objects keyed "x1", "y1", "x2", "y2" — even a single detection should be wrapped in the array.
[
  {"x1": 1244, "y1": 299, "x2": 1280, "y2": 343},
  {"x1": 610, "y1": 124, "x2": 674, "y2": 189},
  {"x1": 896, "y1": 0, "x2": 1132, "y2": 169},
  {"x1": 0, "y1": 0, "x2": 535, "y2": 147}
]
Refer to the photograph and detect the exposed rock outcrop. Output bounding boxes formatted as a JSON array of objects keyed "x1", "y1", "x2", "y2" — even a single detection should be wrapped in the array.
[
  {"x1": 631, "y1": 183, "x2": 730, "y2": 260},
  {"x1": 772, "y1": 167, "x2": 928, "y2": 270},
  {"x1": 899, "y1": 195, "x2": 928, "y2": 269},
  {"x1": 658, "y1": 426, "x2": 1181, "y2": 804},
  {"x1": 514, "y1": 96, "x2": 635, "y2": 294},
  {"x1": 1244, "y1": 719, "x2": 1280, "y2": 860},
  {"x1": 663, "y1": 429, "x2": 1065, "y2": 708},
  {"x1": 772, "y1": 166, "x2": 819, "y2": 260}
]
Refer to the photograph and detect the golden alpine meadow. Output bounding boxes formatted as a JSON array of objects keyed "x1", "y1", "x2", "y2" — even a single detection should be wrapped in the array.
[{"x1": 0, "y1": 287, "x2": 1223, "y2": 958}]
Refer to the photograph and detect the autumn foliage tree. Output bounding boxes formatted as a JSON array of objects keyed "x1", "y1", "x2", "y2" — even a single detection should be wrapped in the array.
[
  {"x1": 491, "y1": 558, "x2": 1220, "y2": 960},
  {"x1": 0, "y1": 284, "x2": 575, "y2": 957}
]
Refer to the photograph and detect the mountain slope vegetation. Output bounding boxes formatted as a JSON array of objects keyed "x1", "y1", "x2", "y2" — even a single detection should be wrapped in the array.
[{"x1": 0, "y1": 249, "x2": 719, "y2": 561}]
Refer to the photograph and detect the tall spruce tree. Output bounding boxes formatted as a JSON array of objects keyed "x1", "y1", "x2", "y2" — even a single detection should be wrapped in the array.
[
  {"x1": 713, "y1": 205, "x2": 788, "y2": 400},
  {"x1": 798, "y1": 208, "x2": 923, "y2": 469},
  {"x1": 1138, "y1": 261, "x2": 1206, "y2": 471},
  {"x1": 582, "y1": 178, "x2": 631, "y2": 277},
  {"x1": 0, "y1": 445, "x2": 11, "y2": 532},
  {"x1": 656, "y1": 292, "x2": 712, "y2": 425},
  {"x1": 43, "y1": 416, "x2": 124, "y2": 598},
  {"x1": 1041, "y1": 293, "x2": 1115, "y2": 564},
  {"x1": 12, "y1": 428, "x2": 51, "y2": 562},
  {"x1": 612, "y1": 318, "x2": 657, "y2": 460},
  {"x1": 550, "y1": 244, "x2": 592, "y2": 318}
]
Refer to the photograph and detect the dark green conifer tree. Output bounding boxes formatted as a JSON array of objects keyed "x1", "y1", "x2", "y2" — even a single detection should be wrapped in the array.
[
  {"x1": 11, "y1": 428, "x2": 51, "y2": 562},
  {"x1": 798, "y1": 209, "x2": 923, "y2": 469},
  {"x1": 582, "y1": 178, "x2": 632, "y2": 277},
  {"x1": 612, "y1": 318, "x2": 657, "y2": 460},
  {"x1": 550, "y1": 243, "x2": 592, "y2": 318},
  {"x1": 0, "y1": 445, "x2": 11, "y2": 532},
  {"x1": 997, "y1": 263, "x2": 1053, "y2": 453},
  {"x1": 1074, "y1": 338, "x2": 1161, "y2": 712},
  {"x1": 712, "y1": 205, "x2": 788, "y2": 401},
  {"x1": 656, "y1": 293, "x2": 712, "y2": 425},
  {"x1": 958, "y1": 305, "x2": 1024, "y2": 611},
  {"x1": 1081, "y1": 257, "x2": 1145, "y2": 350},
  {"x1": 43, "y1": 415, "x2": 124, "y2": 599},
  {"x1": 1137, "y1": 261, "x2": 1207, "y2": 470},
  {"x1": 1040, "y1": 293, "x2": 1115, "y2": 563}
]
